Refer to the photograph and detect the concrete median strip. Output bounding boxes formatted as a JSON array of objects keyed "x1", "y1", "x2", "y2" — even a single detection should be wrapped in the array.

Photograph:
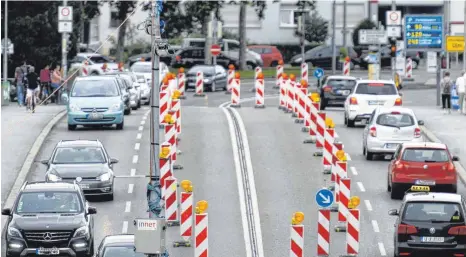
[
  {"x1": 1, "y1": 110, "x2": 67, "y2": 233},
  {"x1": 420, "y1": 125, "x2": 466, "y2": 185}
]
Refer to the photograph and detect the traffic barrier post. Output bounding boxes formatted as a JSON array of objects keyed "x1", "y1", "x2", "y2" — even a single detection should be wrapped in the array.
[
  {"x1": 343, "y1": 57, "x2": 351, "y2": 76},
  {"x1": 177, "y1": 68, "x2": 186, "y2": 99},
  {"x1": 250, "y1": 67, "x2": 262, "y2": 93},
  {"x1": 341, "y1": 209, "x2": 360, "y2": 257},
  {"x1": 230, "y1": 72, "x2": 241, "y2": 108},
  {"x1": 174, "y1": 180, "x2": 194, "y2": 247},
  {"x1": 171, "y1": 92, "x2": 182, "y2": 141},
  {"x1": 295, "y1": 81, "x2": 307, "y2": 124},
  {"x1": 168, "y1": 73, "x2": 177, "y2": 93},
  {"x1": 331, "y1": 158, "x2": 347, "y2": 213},
  {"x1": 328, "y1": 143, "x2": 344, "y2": 191},
  {"x1": 279, "y1": 73, "x2": 288, "y2": 110},
  {"x1": 255, "y1": 72, "x2": 265, "y2": 108},
  {"x1": 335, "y1": 177, "x2": 351, "y2": 232},
  {"x1": 303, "y1": 93, "x2": 320, "y2": 144},
  {"x1": 164, "y1": 113, "x2": 183, "y2": 170},
  {"x1": 194, "y1": 201, "x2": 209, "y2": 257},
  {"x1": 291, "y1": 74, "x2": 299, "y2": 118},
  {"x1": 159, "y1": 143, "x2": 172, "y2": 200},
  {"x1": 313, "y1": 112, "x2": 326, "y2": 157},
  {"x1": 194, "y1": 71, "x2": 205, "y2": 97},
  {"x1": 286, "y1": 75, "x2": 295, "y2": 114},
  {"x1": 301, "y1": 63, "x2": 308, "y2": 83},
  {"x1": 226, "y1": 64, "x2": 235, "y2": 94},
  {"x1": 317, "y1": 209, "x2": 330, "y2": 257},
  {"x1": 290, "y1": 212, "x2": 305, "y2": 257},
  {"x1": 274, "y1": 60, "x2": 284, "y2": 89},
  {"x1": 159, "y1": 85, "x2": 169, "y2": 128},
  {"x1": 405, "y1": 57, "x2": 414, "y2": 81},
  {"x1": 81, "y1": 61, "x2": 89, "y2": 76},
  {"x1": 165, "y1": 177, "x2": 180, "y2": 226},
  {"x1": 323, "y1": 123, "x2": 335, "y2": 174},
  {"x1": 118, "y1": 62, "x2": 124, "y2": 72}
]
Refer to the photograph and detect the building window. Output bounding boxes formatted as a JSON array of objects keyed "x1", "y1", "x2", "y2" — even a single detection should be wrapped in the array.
[
  {"x1": 90, "y1": 18, "x2": 99, "y2": 42},
  {"x1": 110, "y1": 10, "x2": 120, "y2": 28},
  {"x1": 279, "y1": 4, "x2": 302, "y2": 28}
]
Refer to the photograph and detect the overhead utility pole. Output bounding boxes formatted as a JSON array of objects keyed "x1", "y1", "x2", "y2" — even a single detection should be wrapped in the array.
[
  {"x1": 331, "y1": 0, "x2": 336, "y2": 74},
  {"x1": 391, "y1": 0, "x2": 396, "y2": 81}
]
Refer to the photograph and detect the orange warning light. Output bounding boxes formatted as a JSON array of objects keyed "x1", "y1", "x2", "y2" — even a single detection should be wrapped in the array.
[
  {"x1": 282, "y1": 73, "x2": 288, "y2": 80},
  {"x1": 278, "y1": 60, "x2": 284, "y2": 66},
  {"x1": 289, "y1": 74, "x2": 296, "y2": 81},
  {"x1": 162, "y1": 77, "x2": 169, "y2": 85},
  {"x1": 345, "y1": 56, "x2": 350, "y2": 62},
  {"x1": 229, "y1": 64, "x2": 235, "y2": 70},
  {"x1": 178, "y1": 67, "x2": 185, "y2": 74},
  {"x1": 300, "y1": 79, "x2": 308, "y2": 88},
  {"x1": 235, "y1": 72, "x2": 241, "y2": 79},
  {"x1": 257, "y1": 72, "x2": 264, "y2": 80}
]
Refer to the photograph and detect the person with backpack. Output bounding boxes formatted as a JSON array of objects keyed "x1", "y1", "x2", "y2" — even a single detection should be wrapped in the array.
[{"x1": 441, "y1": 71, "x2": 453, "y2": 114}]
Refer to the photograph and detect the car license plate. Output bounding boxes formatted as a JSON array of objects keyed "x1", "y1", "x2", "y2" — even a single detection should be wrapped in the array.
[
  {"x1": 79, "y1": 183, "x2": 90, "y2": 189},
  {"x1": 415, "y1": 180, "x2": 436, "y2": 186},
  {"x1": 368, "y1": 100, "x2": 384, "y2": 105},
  {"x1": 421, "y1": 237, "x2": 444, "y2": 243},
  {"x1": 36, "y1": 247, "x2": 60, "y2": 255},
  {"x1": 385, "y1": 143, "x2": 399, "y2": 149},
  {"x1": 88, "y1": 113, "x2": 103, "y2": 120}
]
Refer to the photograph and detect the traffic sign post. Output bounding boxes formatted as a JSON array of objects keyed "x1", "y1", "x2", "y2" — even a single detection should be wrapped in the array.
[
  {"x1": 210, "y1": 44, "x2": 221, "y2": 57},
  {"x1": 446, "y1": 36, "x2": 464, "y2": 53},
  {"x1": 313, "y1": 68, "x2": 324, "y2": 88},
  {"x1": 315, "y1": 188, "x2": 334, "y2": 208},
  {"x1": 358, "y1": 29, "x2": 388, "y2": 45},
  {"x1": 386, "y1": 11, "x2": 402, "y2": 38}
]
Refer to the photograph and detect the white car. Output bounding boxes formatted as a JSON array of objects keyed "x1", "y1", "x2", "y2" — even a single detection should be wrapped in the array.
[
  {"x1": 69, "y1": 53, "x2": 120, "y2": 75},
  {"x1": 344, "y1": 79, "x2": 402, "y2": 127},
  {"x1": 362, "y1": 107, "x2": 425, "y2": 160},
  {"x1": 131, "y1": 61, "x2": 169, "y2": 105}
]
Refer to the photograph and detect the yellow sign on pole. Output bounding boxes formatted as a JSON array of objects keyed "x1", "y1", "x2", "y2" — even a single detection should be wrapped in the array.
[{"x1": 446, "y1": 36, "x2": 465, "y2": 52}]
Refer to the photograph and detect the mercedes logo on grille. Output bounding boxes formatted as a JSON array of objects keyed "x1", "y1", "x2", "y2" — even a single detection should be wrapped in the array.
[
  {"x1": 43, "y1": 232, "x2": 52, "y2": 240},
  {"x1": 430, "y1": 227, "x2": 436, "y2": 234}
]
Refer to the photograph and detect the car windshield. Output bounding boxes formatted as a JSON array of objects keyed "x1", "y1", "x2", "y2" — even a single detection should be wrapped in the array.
[
  {"x1": 16, "y1": 192, "x2": 82, "y2": 214},
  {"x1": 103, "y1": 246, "x2": 145, "y2": 257},
  {"x1": 53, "y1": 147, "x2": 106, "y2": 164},
  {"x1": 402, "y1": 148, "x2": 450, "y2": 162},
  {"x1": 326, "y1": 79, "x2": 356, "y2": 88},
  {"x1": 189, "y1": 66, "x2": 216, "y2": 74},
  {"x1": 355, "y1": 83, "x2": 397, "y2": 95},
  {"x1": 131, "y1": 64, "x2": 151, "y2": 73},
  {"x1": 403, "y1": 202, "x2": 464, "y2": 222},
  {"x1": 89, "y1": 56, "x2": 112, "y2": 64},
  {"x1": 71, "y1": 80, "x2": 119, "y2": 97},
  {"x1": 376, "y1": 113, "x2": 415, "y2": 128}
]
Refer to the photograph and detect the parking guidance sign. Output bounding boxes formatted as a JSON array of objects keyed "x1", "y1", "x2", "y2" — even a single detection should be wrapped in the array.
[{"x1": 404, "y1": 15, "x2": 444, "y2": 52}]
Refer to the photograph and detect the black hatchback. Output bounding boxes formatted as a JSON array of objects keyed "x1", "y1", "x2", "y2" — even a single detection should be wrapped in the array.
[{"x1": 318, "y1": 75, "x2": 357, "y2": 110}]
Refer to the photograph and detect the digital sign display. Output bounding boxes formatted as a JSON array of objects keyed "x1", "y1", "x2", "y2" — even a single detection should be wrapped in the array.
[{"x1": 404, "y1": 15, "x2": 444, "y2": 51}]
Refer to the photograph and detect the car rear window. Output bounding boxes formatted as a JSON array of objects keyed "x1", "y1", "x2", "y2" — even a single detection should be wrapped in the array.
[
  {"x1": 327, "y1": 79, "x2": 356, "y2": 88},
  {"x1": 355, "y1": 83, "x2": 397, "y2": 95},
  {"x1": 403, "y1": 202, "x2": 464, "y2": 222},
  {"x1": 402, "y1": 148, "x2": 450, "y2": 162},
  {"x1": 376, "y1": 112, "x2": 414, "y2": 128}
]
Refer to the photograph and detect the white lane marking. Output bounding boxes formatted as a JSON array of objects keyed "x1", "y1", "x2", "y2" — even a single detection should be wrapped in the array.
[
  {"x1": 222, "y1": 107, "x2": 265, "y2": 257},
  {"x1": 357, "y1": 182, "x2": 366, "y2": 192},
  {"x1": 136, "y1": 133, "x2": 142, "y2": 139},
  {"x1": 372, "y1": 220, "x2": 380, "y2": 233},
  {"x1": 140, "y1": 120, "x2": 146, "y2": 125},
  {"x1": 350, "y1": 166, "x2": 358, "y2": 175},
  {"x1": 122, "y1": 221, "x2": 128, "y2": 234},
  {"x1": 378, "y1": 242, "x2": 387, "y2": 256},
  {"x1": 345, "y1": 153, "x2": 351, "y2": 160},
  {"x1": 138, "y1": 126, "x2": 143, "y2": 131},
  {"x1": 134, "y1": 143, "x2": 140, "y2": 151},
  {"x1": 132, "y1": 155, "x2": 139, "y2": 164},
  {"x1": 218, "y1": 94, "x2": 280, "y2": 108},
  {"x1": 125, "y1": 201, "x2": 131, "y2": 212},
  {"x1": 130, "y1": 169, "x2": 136, "y2": 176},
  {"x1": 364, "y1": 200, "x2": 373, "y2": 211},
  {"x1": 128, "y1": 184, "x2": 134, "y2": 194}
]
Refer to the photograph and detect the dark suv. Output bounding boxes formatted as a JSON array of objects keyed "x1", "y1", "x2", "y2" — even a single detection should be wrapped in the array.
[
  {"x1": 2, "y1": 181, "x2": 97, "y2": 257},
  {"x1": 171, "y1": 47, "x2": 239, "y2": 69}
]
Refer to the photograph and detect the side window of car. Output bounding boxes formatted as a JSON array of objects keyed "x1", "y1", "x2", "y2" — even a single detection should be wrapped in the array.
[
  {"x1": 228, "y1": 43, "x2": 240, "y2": 51},
  {"x1": 368, "y1": 110, "x2": 376, "y2": 124},
  {"x1": 180, "y1": 50, "x2": 191, "y2": 58},
  {"x1": 393, "y1": 145, "x2": 402, "y2": 160}
]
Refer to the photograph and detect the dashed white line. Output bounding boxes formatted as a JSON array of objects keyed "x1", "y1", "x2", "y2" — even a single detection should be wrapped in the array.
[
  {"x1": 138, "y1": 126, "x2": 143, "y2": 131},
  {"x1": 122, "y1": 221, "x2": 128, "y2": 234},
  {"x1": 136, "y1": 133, "x2": 142, "y2": 139},
  {"x1": 134, "y1": 143, "x2": 140, "y2": 151},
  {"x1": 128, "y1": 184, "x2": 134, "y2": 194},
  {"x1": 141, "y1": 120, "x2": 146, "y2": 125},
  {"x1": 350, "y1": 166, "x2": 358, "y2": 175},
  {"x1": 125, "y1": 201, "x2": 131, "y2": 212},
  {"x1": 372, "y1": 220, "x2": 380, "y2": 233},
  {"x1": 378, "y1": 242, "x2": 387, "y2": 256},
  {"x1": 364, "y1": 200, "x2": 373, "y2": 211},
  {"x1": 132, "y1": 155, "x2": 138, "y2": 164},
  {"x1": 357, "y1": 182, "x2": 366, "y2": 192},
  {"x1": 130, "y1": 169, "x2": 136, "y2": 176}
]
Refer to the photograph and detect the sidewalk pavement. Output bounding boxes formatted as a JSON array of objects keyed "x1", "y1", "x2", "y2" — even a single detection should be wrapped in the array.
[{"x1": 1, "y1": 105, "x2": 66, "y2": 207}]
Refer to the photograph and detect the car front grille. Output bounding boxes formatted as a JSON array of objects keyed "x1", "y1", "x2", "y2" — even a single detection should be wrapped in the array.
[
  {"x1": 24, "y1": 231, "x2": 72, "y2": 248},
  {"x1": 74, "y1": 117, "x2": 116, "y2": 122},
  {"x1": 62, "y1": 177, "x2": 97, "y2": 181},
  {"x1": 80, "y1": 108, "x2": 108, "y2": 113}
]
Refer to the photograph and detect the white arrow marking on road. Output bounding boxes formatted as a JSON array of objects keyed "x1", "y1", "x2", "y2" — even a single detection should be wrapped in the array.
[{"x1": 319, "y1": 192, "x2": 331, "y2": 204}]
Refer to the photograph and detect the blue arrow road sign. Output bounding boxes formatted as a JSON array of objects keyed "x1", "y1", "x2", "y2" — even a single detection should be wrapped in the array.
[
  {"x1": 313, "y1": 68, "x2": 324, "y2": 79},
  {"x1": 315, "y1": 188, "x2": 334, "y2": 208}
]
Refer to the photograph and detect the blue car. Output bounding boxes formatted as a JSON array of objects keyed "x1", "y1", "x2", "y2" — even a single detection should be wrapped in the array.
[{"x1": 67, "y1": 76, "x2": 125, "y2": 130}]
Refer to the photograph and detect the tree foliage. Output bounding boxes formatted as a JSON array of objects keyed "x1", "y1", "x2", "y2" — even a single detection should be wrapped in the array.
[
  {"x1": 352, "y1": 18, "x2": 377, "y2": 46},
  {"x1": 300, "y1": 11, "x2": 329, "y2": 44}
]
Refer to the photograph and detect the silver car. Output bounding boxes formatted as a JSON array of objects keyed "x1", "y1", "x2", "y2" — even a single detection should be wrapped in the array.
[
  {"x1": 362, "y1": 107, "x2": 425, "y2": 160},
  {"x1": 118, "y1": 73, "x2": 142, "y2": 110},
  {"x1": 131, "y1": 61, "x2": 169, "y2": 105}
]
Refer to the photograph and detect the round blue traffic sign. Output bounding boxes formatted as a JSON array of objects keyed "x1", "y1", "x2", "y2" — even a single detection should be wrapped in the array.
[
  {"x1": 315, "y1": 188, "x2": 334, "y2": 208},
  {"x1": 313, "y1": 68, "x2": 324, "y2": 79}
]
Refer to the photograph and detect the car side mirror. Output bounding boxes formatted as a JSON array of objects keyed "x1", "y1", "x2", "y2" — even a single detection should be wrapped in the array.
[
  {"x1": 87, "y1": 207, "x2": 97, "y2": 215},
  {"x1": 388, "y1": 209, "x2": 399, "y2": 216},
  {"x1": 417, "y1": 120, "x2": 424, "y2": 126},
  {"x1": 2, "y1": 208, "x2": 11, "y2": 216},
  {"x1": 110, "y1": 158, "x2": 119, "y2": 164},
  {"x1": 452, "y1": 156, "x2": 460, "y2": 161},
  {"x1": 40, "y1": 160, "x2": 49, "y2": 165}
]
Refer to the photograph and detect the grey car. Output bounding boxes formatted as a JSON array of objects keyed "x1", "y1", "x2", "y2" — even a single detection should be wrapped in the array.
[
  {"x1": 41, "y1": 139, "x2": 118, "y2": 201},
  {"x1": 186, "y1": 65, "x2": 228, "y2": 92}
]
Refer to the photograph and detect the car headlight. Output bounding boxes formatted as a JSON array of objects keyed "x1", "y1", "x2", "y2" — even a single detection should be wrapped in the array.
[
  {"x1": 295, "y1": 57, "x2": 302, "y2": 63},
  {"x1": 7, "y1": 227, "x2": 23, "y2": 238},
  {"x1": 73, "y1": 226, "x2": 89, "y2": 238},
  {"x1": 47, "y1": 174, "x2": 62, "y2": 182},
  {"x1": 69, "y1": 104, "x2": 80, "y2": 112},
  {"x1": 111, "y1": 104, "x2": 121, "y2": 111},
  {"x1": 97, "y1": 172, "x2": 111, "y2": 181},
  {"x1": 204, "y1": 78, "x2": 211, "y2": 83}
]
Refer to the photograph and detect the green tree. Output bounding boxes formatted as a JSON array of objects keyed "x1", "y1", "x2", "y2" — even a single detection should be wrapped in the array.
[
  {"x1": 300, "y1": 11, "x2": 329, "y2": 44},
  {"x1": 352, "y1": 18, "x2": 377, "y2": 46},
  {"x1": 106, "y1": 1, "x2": 138, "y2": 62}
]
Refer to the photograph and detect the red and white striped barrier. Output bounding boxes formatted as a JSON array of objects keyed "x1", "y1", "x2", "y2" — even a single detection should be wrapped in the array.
[
  {"x1": 290, "y1": 225, "x2": 304, "y2": 257},
  {"x1": 323, "y1": 128, "x2": 334, "y2": 172},
  {"x1": 177, "y1": 71, "x2": 186, "y2": 99},
  {"x1": 231, "y1": 75, "x2": 241, "y2": 107},
  {"x1": 255, "y1": 75, "x2": 265, "y2": 108},
  {"x1": 164, "y1": 117, "x2": 182, "y2": 170},
  {"x1": 295, "y1": 86, "x2": 307, "y2": 123},
  {"x1": 194, "y1": 71, "x2": 205, "y2": 97},
  {"x1": 346, "y1": 209, "x2": 360, "y2": 255},
  {"x1": 330, "y1": 143, "x2": 343, "y2": 186},
  {"x1": 336, "y1": 177, "x2": 351, "y2": 232},
  {"x1": 180, "y1": 192, "x2": 193, "y2": 242},
  {"x1": 343, "y1": 58, "x2": 351, "y2": 76},
  {"x1": 292, "y1": 80, "x2": 299, "y2": 117},
  {"x1": 171, "y1": 98, "x2": 182, "y2": 136},
  {"x1": 165, "y1": 177, "x2": 179, "y2": 224},
  {"x1": 317, "y1": 209, "x2": 331, "y2": 256},
  {"x1": 159, "y1": 89, "x2": 169, "y2": 127},
  {"x1": 302, "y1": 95, "x2": 311, "y2": 132},
  {"x1": 332, "y1": 161, "x2": 347, "y2": 212},
  {"x1": 275, "y1": 64, "x2": 283, "y2": 89},
  {"x1": 254, "y1": 67, "x2": 262, "y2": 80},
  {"x1": 194, "y1": 213, "x2": 208, "y2": 257},
  {"x1": 279, "y1": 74, "x2": 287, "y2": 110},
  {"x1": 314, "y1": 112, "x2": 326, "y2": 155},
  {"x1": 81, "y1": 62, "x2": 89, "y2": 76},
  {"x1": 406, "y1": 57, "x2": 413, "y2": 79},
  {"x1": 304, "y1": 100, "x2": 320, "y2": 144},
  {"x1": 301, "y1": 63, "x2": 308, "y2": 83},
  {"x1": 159, "y1": 143, "x2": 172, "y2": 200},
  {"x1": 227, "y1": 66, "x2": 235, "y2": 94},
  {"x1": 285, "y1": 78, "x2": 293, "y2": 113},
  {"x1": 287, "y1": 79, "x2": 295, "y2": 113}
]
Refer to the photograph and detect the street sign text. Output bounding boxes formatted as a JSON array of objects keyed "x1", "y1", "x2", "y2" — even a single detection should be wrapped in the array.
[
  {"x1": 446, "y1": 36, "x2": 465, "y2": 52},
  {"x1": 404, "y1": 15, "x2": 444, "y2": 52},
  {"x1": 358, "y1": 29, "x2": 388, "y2": 45}
]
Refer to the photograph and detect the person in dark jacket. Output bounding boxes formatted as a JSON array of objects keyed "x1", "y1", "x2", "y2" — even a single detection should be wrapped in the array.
[{"x1": 25, "y1": 66, "x2": 40, "y2": 110}]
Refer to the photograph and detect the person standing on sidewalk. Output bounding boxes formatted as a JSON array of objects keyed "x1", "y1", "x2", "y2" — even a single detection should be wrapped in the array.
[
  {"x1": 14, "y1": 66, "x2": 25, "y2": 107},
  {"x1": 456, "y1": 71, "x2": 465, "y2": 113},
  {"x1": 51, "y1": 64, "x2": 62, "y2": 104},
  {"x1": 39, "y1": 64, "x2": 51, "y2": 104},
  {"x1": 441, "y1": 71, "x2": 453, "y2": 114}
]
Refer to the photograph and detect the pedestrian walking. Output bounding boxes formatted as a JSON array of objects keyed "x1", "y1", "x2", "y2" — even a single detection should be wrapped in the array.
[
  {"x1": 456, "y1": 71, "x2": 465, "y2": 113},
  {"x1": 25, "y1": 66, "x2": 40, "y2": 111},
  {"x1": 51, "y1": 64, "x2": 62, "y2": 104},
  {"x1": 441, "y1": 71, "x2": 453, "y2": 114},
  {"x1": 40, "y1": 64, "x2": 51, "y2": 104},
  {"x1": 14, "y1": 66, "x2": 25, "y2": 106}
]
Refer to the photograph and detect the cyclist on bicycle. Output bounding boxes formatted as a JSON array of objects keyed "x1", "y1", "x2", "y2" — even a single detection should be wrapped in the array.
[{"x1": 25, "y1": 66, "x2": 40, "y2": 111}]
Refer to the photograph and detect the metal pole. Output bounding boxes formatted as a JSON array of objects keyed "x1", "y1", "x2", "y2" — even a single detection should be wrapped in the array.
[
  {"x1": 464, "y1": 0, "x2": 466, "y2": 70},
  {"x1": 61, "y1": 0, "x2": 68, "y2": 100},
  {"x1": 343, "y1": 0, "x2": 347, "y2": 47},
  {"x1": 212, "y1": 11, "x2": 217, "y2": 70},
  {"x1": 445, "y1": 0, "x2": 450, "y2": 70},
  {"x1": 391, "y1": 0, "x2": 396, "y2": 81},
  {"x1": 301, "y1": 14, "x2": 305, "y2": 64},
  {"x1": 3, "y1": 0, "x2": 8, "y2": 83},
  {"x1": 331, "y1": 0, "x2": 336, "y2": 75},
  {"x1": 437, "y1": 52, "x2": 441, "y2": 106}
]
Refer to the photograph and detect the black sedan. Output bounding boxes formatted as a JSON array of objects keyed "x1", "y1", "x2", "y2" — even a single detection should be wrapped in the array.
[
  {"x1": 186, "y1": 65, "x2": 228, "y2": 92},
  {"x1": 96, "y1": 234, "x2": 144, "y2": 257},
  {"x1": 289, "y1": 45, "x2": 359, "y2": 70},
  {"x1": 318, "y1": 75, "x2": 357, "y2": 110}
]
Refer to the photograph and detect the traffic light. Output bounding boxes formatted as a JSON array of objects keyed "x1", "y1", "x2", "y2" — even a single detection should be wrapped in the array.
[{"x1": 390, "y1": 39, "x2": 396, "y2": 58}]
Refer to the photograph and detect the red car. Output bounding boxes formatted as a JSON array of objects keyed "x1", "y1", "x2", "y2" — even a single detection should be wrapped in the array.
[
  {"x1": 248, "y1": 45, "x2": 283, "y2": 67},
  {"x1": 387, "y1": 142, "x2": 459, "y2": 199}
]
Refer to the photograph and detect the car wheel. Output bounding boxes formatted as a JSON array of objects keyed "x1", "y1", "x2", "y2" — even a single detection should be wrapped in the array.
[
  {"x1": 320, "y1": 99, "x2": 327, "y2": 110},
  {"x1": 451, "y1": 184, "x2": 458, "y2": 193},
  {"x1": 246, "y1": 62, "x2": 255, "y2": 70},
  {"x1": 124, "y1": 107, "x2": 131, "y2": 115},
  {"x1": 116, "y1": 121, "x2": 124, "y2": 130},
  {"x1": 137, "y1": 100, "x2": 141, "y2": 109},
  {"x1": 90, "y1": 71, "x2": 99, "y2": 76},
  {"x1": 68, "y1": 124, "x2": 77, "y2": 131},
  {"x1": 131, "y1": 105, "x2": 138, "y2": 110},
  {"x1": 387, "y1": 174, "x2": 392, "y2": 192},
  {"x1": 144, "y1": 101, "x2": 150, "y2": 105},
  {"x1": 391, "y1": 183, "x2": 401, "y2": 199},
  {"x1": 365, "y1": 147, "x2": 374, "y2": 161},
  {"x1": 346, "y1": 115, "x2": 355, "y2": 127}
]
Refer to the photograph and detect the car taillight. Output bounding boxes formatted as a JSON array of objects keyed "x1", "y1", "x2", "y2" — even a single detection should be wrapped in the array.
[
  {"x1": 350, "y1": 97, "x2": 358, "y2": 105},
  {"x1": 395, "y1": 98, "x2": 402, "y2": 106},
  {"x1": 448, "y1": 226, "x2": 466, "y2": 235},
  {"x1": 370, "y1": 127, "x2": 377, "y2": 137},
  {"x1": 398, "y1": 224, "x2": 417, "y2": 234},
  {"x1": 323, "y1": 86, "x2": 332, "y2": 92},
  {"x1": 446, "y1": 162, "x2": 456, "y2": 171},
  {"x1": 176, "y1": 55, "x2": 181, "y2": 61},
  {"x1": 395, "y1": 161, "x2": 404, "y2": 170},
  {"x1": 414, "y1": 128, "x2": 421, "y2": 138}
]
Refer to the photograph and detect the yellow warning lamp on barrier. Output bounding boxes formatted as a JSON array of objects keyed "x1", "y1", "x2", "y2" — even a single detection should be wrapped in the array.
[
  {"x1": 336, "y1": 150, "x2": 347, "y2": 162},
  {"x1": 345, "y1": 56, "x2": 350, "y2": 62},
  {"x1": 300, "y1": 79, "x2": 308, "y2": 88},
  {"x1": 278, "y1": 60, "x2": 284, "y2": 66},
  {"x1": 159, "y1": 145, "x2": 171, "y2": 159},
  {"x1": 178, "y1": 67, "x2": 185, "y2": 74},
  {"x1": 180, "y1": 180, "x2": 193, "y2": 193},
  {"x1": 289, "y1": 74, "x2": 296, "y2": 81},
  {"x1": 162, "y1": 77, "x2": 169, "y2": 86},
  {"x1": 172, "y1": 90, "x2": 181, "y2": 100},
  {"x1": 282, "y1": 73, "x2": 288, "y2": 80},
  {"x1": 257, "y1": 72, "x2": 264, "y2": 80},
  {"x1": 229, "y1": 64, "x2": 235, "y2": 70},
  {"x1": 348, "y1": 196, "x2": 361, "y2": 209},
  {"x1": 325, "y1": 117, "x2": 335, "y2": 129},
  {"x1": 196, "y1": 200, "x2": 208, "y2": 214},
  {"x1": 163, "y1": 113, "x2": 175, "y2": 124},
  {"x1": 235, "y1": 72, "x2": 241, "y2": 79},
  {"x1": 291, "y1": 212, "x2": 305, "y2": 225},
  {"x1": 309, "y1": 92, "x2": 320, "y2": 103}
]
